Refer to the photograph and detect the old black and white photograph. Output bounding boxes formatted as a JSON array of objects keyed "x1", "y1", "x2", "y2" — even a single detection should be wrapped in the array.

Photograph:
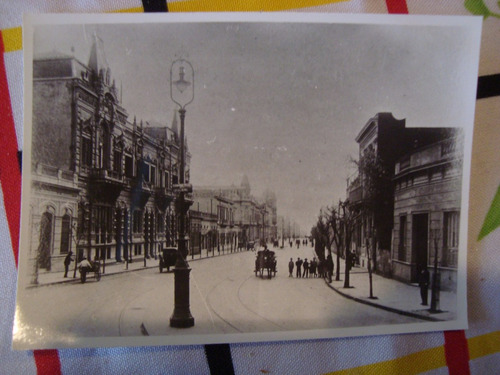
[{"x1": 14, "y1": 13, "x2": 480, "y2": 349}]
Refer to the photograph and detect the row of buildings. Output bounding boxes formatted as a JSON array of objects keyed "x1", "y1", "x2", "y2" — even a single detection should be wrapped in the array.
[
  {"x1": 345, "y1": 113, "x2": 463, "y2": 291},
  {"x1": 27, "y1": 36, "x2": 278, "y2": 279},
  {"x1": 189, "y1": 179, "x2": 278, "y2": 255}
]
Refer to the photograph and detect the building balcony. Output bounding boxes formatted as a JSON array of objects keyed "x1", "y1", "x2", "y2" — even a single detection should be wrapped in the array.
[
  {"x1": 130, "y1": 177, "x2": 152, "y2": 208},
  {"x1": 154, "y1": 187, "x2": 175, "y2": 211},
  {"x1": 33, "y1": 163, "x2": 79, "y2": 192},
  {"x1": 347, "y1": 177, "x2": 363, "y2": 204},
  {"x1": 89, "y1": 168, "x2": 125, "y2": 202}
]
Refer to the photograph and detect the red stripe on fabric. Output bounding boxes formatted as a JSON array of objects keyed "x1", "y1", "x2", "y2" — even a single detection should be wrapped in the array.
[
  {"x1": 0, "y1": 32, "x2": 22, "y2": 267},
  {"x1": 1, "y1": 32, "x2": 63, "y2": 375},
  {"x1": 385, "y1": 0, "x2": 408, "y2": 14},
  {"x1": 34, "y1": 350, "x2": 62, "y2": 375},
  {"x1": 444, "y1": 331, "x2": 471, "y2": 375}
]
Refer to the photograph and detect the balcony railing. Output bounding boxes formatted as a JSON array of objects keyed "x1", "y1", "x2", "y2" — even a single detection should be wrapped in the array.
[
  {"x1": 395, "y1": 136, "x2": 462, "y2": 175},
  {"x1": 33, "y1": 163, "x2": 78, "y2": 189},
  {"x1": 90, "y1": 168, "x2": 124, "y2": 184}
]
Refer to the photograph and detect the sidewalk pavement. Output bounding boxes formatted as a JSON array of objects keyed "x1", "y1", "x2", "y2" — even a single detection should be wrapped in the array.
[
  {"x1": 30, "y1": 245, "x2": 250, "y2": 288},
  {"x1": 325, "y1": 257, "x2": 457, "y2": 322}
]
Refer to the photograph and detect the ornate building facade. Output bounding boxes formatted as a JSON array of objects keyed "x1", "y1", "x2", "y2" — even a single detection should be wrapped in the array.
[{"x1": 29, "y1": 36, "x2": 186, "y2": 275}]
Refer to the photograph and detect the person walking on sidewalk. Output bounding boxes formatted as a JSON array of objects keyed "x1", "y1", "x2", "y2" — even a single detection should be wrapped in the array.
[
  {"x1": 288, "y1": 258, "x2": 294, "y2": 277},
  {"x1": 326, "y1": 254, "x2": 334, "y2": 283},
  {"x1": 295, "y1": 257, "x2": 303, "y2": 278},
  {"x1": 418, "y1": 267, "x2": 430, "y2": 305},
  {"x1": 63, "y1": 251, "x2": 74, "y2": 278}
]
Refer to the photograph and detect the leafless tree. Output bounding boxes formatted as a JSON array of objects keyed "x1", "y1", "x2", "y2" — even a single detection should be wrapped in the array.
[{"x1": 351, "y1": 146, "x2": 391, "y2": 294}]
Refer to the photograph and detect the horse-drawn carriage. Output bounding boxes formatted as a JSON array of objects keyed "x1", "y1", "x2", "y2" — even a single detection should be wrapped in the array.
[
  {"x1": 254, "y1": 249, "x2": 277, "y2": 279},
  {"x1": 159, "y1": 247, "x2": 177, "y2": 273}
]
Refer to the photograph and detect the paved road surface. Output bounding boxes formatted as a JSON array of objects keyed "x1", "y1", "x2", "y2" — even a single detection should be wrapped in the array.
[{"x1": 15, "y1": 243, "x2": 420, "y2": 347}]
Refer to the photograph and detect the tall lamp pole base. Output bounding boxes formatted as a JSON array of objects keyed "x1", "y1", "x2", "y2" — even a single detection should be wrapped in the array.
[{"x1": 170, "y1": 266, "x2": 194, "y2": 328}]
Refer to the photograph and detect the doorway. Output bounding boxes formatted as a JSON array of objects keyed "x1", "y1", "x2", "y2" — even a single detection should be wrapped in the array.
[{"x1": 412, "y1": 213, "x2": 428, "y2": 280}]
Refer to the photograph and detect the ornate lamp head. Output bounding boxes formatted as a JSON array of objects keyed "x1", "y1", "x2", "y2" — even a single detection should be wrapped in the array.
[{"x1": 170, "y1": 59, "x2": 194, "y2": 109}]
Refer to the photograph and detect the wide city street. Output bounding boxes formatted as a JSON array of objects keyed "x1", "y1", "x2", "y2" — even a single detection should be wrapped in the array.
[{"x1": 15, "y1": 243, "x2": 420, "y2": 347}]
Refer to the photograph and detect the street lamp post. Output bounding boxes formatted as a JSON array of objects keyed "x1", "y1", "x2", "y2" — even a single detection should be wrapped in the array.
[
  {"x1": 170, "y1": 59, "x2": 195, "y2": 328},
  {"x1": 430, "y1": 228, "x2": 441, "y2": 313}
]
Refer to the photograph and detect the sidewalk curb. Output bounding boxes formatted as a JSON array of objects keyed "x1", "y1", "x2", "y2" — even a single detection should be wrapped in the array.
[
  {"x1": 323, "y1": 279, "x2": 444, "y2": 322},
  {"x1": 27, "y1": 249, "x2": 250, "y2": 288},
  {"x1": 27, "y1": 263, "x2": 160, "y2": 288}
]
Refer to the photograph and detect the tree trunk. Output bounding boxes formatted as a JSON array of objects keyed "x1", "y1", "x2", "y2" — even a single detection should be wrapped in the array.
[
  {"x1": 367, "y1": 236, "x2": 376, "y2": 299},
  {"x1": 343, "y1": 249, "x2": 350, "y2": 288},
  {"x1": 335, "y1": 250, "x2": 340, "y2": 281}
]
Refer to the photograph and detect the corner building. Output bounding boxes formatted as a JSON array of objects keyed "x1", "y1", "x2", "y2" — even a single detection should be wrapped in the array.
[
  {"x1": 392, "y1": 130, "x2": 463, "y2": 291},
  {"x1": 29, "y1": 36, "x2": 185, "y2": 274},
  {"x1": 347, "y1": 113, "x2": 460, "y2": 277}
]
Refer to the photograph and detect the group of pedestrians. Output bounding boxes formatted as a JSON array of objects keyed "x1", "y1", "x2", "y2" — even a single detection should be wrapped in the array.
[
  {"x1": 288, "y1": 257, "x2": 319, "y2": 278},
  {"x1": 287, "y1": 238, "x2": 311, "y2": 249},
  {"x1": 288, "y1": 254, "x2": 335, "y2": 282}
]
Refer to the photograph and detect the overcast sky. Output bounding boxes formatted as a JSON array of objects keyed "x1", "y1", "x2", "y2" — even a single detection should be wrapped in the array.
[{"x1": 33, "y1": 18, "x2": 477, "y2": 233}]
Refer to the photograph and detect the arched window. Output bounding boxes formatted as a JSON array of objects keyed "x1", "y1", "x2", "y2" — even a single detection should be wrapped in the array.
[
  {"x1": 103, "y1": 126, "x2": 111, "y2": 170},
  {"x1": 113, "y1": 148, "x2": 122, "y2": 175},
  {"x1": 38, "y1": 211, "x2": 54, "y2": 270},
  {"x1": 81, "y1": 130, "x2": 92, "y2": 168},
  {"x1": 60, "y1": 214, "x2": 71, "y2": 254},
  {"x1": 98, "y1": 123, "x2": 112, "y2": 170}
]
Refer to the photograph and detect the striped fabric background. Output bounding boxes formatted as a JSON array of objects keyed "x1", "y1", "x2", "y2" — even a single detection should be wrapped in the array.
[{"x1": 1, "y1": 1, "x2": 499, "y2": 374}]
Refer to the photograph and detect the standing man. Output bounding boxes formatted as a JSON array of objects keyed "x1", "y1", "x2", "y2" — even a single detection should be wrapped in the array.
[
  {"x1": 295, "y1": 257, "x2": 303, "y2": 278},
  {"x1": 326, "y1": 254, "x2": 334, "y2": 283},
  {"x1": 288, "y1": 258, "x2": 294, "y2": 277},
  {"x1": 418, "y1": 267, "x2": 430, "y2": 305},
  {"x1": 63, "y1": 251, "x2": 74, "y2": 278},
  {"x1": 310, "y1": 257, "x2": 317, "y2": 277},
  {"x1": 303, "y1": 258, "x2": 309, "y2": 278}
]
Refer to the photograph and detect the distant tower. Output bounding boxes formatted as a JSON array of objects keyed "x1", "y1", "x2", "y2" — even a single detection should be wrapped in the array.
[
  {"x1": 263, "y1": 189, "x2": 277, "y2": 209},
  {"x1": 241, "y1": 174, "x2": 251, "y2": 197},
  {"x1": 88, "y1": 33, "x2": 110, "y2": 80},
  {"x1": 87, "y1": 32, "x2": 119, "y2": 105}
]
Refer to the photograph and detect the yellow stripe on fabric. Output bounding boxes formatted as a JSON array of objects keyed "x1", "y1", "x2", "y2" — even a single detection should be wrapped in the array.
[
  {"x1": 0, "y1": 6, "x2": 143, "y2": 53},
  {"x1": 0, "y1": 0, "x2": 346, "y2": 52},
  {"x1": 323, "y1": 346, "x2": 446, "y2": 375},
  {"x1": 468, "y1": 331, "x2": 500, "y2": 360},
  {"x1": 169, "y1": 0, "x2": 348, "y2": 12},
  {"x1": 113, "y1": 6, "x2": 144, "y2": 13},
  {"x1": 1, "y1": 27, "x2": 22, "y2": 53},
  {"x1": 324, "y1": 331, "x2": 500, "y2": 375}
]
